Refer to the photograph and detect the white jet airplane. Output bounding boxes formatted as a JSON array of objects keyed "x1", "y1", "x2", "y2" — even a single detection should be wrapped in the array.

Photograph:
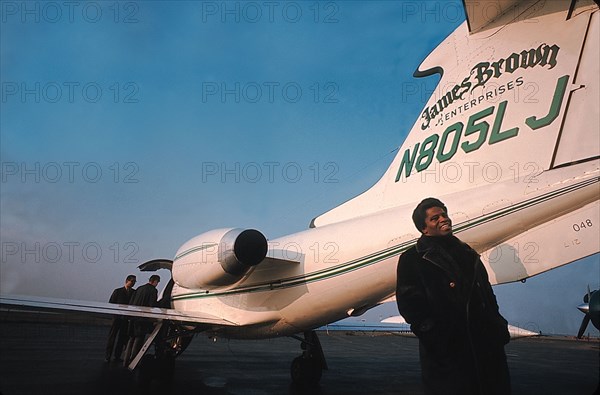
[{"x1": 1, "y1": 0, "x2": 599, "y2": 386}]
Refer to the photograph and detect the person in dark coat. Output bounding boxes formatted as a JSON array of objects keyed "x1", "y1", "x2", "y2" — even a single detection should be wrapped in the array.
[
  {"x1": 123, "y1": 274, "x2": 160, "y2": 366},
  {"x1": 396, "y1": 198, "x2": 511, "y2": 395},
  {"x1": 104, "y1": 274, "x2": 136, "y2": 362}
]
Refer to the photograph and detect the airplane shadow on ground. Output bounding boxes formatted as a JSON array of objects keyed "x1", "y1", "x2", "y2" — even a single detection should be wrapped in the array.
[{"x1": 94, "y1": 354, "x2": 327, "y2": 395}]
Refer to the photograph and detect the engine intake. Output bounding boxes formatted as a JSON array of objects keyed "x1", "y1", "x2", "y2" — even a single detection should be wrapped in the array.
[{"x1": 172, "y1": 228, "x2": 268, "y2": 290}]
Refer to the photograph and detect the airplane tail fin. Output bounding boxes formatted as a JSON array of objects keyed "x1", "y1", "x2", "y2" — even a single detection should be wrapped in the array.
[{"x1": 312, "y1": 1, "x2": 598, "y2": 228}]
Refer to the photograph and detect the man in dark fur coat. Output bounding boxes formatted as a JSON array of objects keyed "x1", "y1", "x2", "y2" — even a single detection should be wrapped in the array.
[{"x1": 396, "y1": 198, "x2": 511, "y2": 395}]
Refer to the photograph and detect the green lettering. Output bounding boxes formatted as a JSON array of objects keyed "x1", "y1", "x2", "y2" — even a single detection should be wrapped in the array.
[
  {"x1": 395, "y1": 143, "x2": 420, "y2": 181},
  {"x1": 415, "y1": 134, "x2": 439, "y2": 172},
  {"x1": 489, "y1": 100, "x2": 519, "y2": 144},
  {"x1": 526, "y1": 75, "x2": 569, "y2": 130},
  {"x1": 461, "y1": 106, "x2": 494, "y2": 153},
  {"x1": 437, "y1": 122, "x2": 463, "y2": 163}
]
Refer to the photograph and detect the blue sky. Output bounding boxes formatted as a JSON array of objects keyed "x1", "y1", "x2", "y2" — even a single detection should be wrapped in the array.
[{"x1": 1, "y1": 1, "x2": 598, "y2": 336}]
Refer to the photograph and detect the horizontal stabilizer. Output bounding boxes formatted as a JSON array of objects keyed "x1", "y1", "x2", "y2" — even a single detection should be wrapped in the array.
[
  {"x1": 463, "y1": 0, "x2": 524, "y2": 33},
  {"x1": 0, "y1": 294, "x2": 238, "y2": 326},
  {"x1": 507, "y1": 325, "x2": 540, "y2": 339},
  {"x1": 378, "y1": 295, "x2": 396, "y2": 304},
  {"x1": 381, "y1": 315, "x2": 407, "y2": 325},
  {"x1": 381, "y1": 315, "x2": 538, "y2": 339}
]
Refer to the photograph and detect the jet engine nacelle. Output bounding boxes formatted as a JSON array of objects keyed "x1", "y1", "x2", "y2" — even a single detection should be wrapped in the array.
[{"x1": 172, "y1": 228, "x2": 268, "y2": 290}]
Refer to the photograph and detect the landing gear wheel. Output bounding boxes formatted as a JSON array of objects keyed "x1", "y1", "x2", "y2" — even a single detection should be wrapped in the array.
[
  {"x1": 156, "y1": 324, "x2": 194, "y2": 359},
  {"x1": 291, "y1": 355, "x2": 323, "y2": 387},
  {"x1": 290, "y1": 330, "x2": 327, "y2": 386}
]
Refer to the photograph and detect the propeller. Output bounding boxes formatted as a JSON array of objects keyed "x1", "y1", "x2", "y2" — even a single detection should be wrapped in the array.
[{"x1": 576, "y1": 286, "x2": 600, "y2": 339}]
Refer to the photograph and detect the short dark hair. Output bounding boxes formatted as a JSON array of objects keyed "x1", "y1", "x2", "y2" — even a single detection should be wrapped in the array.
[
  {"x1": 149, "y1": 274, "x2": 160, "y2": 283},
  {"x1": 412, "y1": 197, "x2": 447, "y2": 232},
  {"x1": 126, "y1": 274, "x2": 136, "y2": 282}
]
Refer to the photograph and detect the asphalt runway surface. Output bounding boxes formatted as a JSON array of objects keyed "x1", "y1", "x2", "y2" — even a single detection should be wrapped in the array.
[{"x1": 0, "y1": 315, "x2": 598, "y2": 395}]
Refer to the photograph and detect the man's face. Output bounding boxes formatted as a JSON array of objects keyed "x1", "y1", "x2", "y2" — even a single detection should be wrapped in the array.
[
  {"x1": 126, "y1": 278, "x2": 136, "y2": 288},
  {"x1": 422, "y1": 206, "x2": 452, "y2": 237}
]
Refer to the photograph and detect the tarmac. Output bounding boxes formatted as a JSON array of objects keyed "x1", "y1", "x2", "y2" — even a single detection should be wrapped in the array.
[{"x1": 0, "y1": 311, "x2": 598, "y2": 395}]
